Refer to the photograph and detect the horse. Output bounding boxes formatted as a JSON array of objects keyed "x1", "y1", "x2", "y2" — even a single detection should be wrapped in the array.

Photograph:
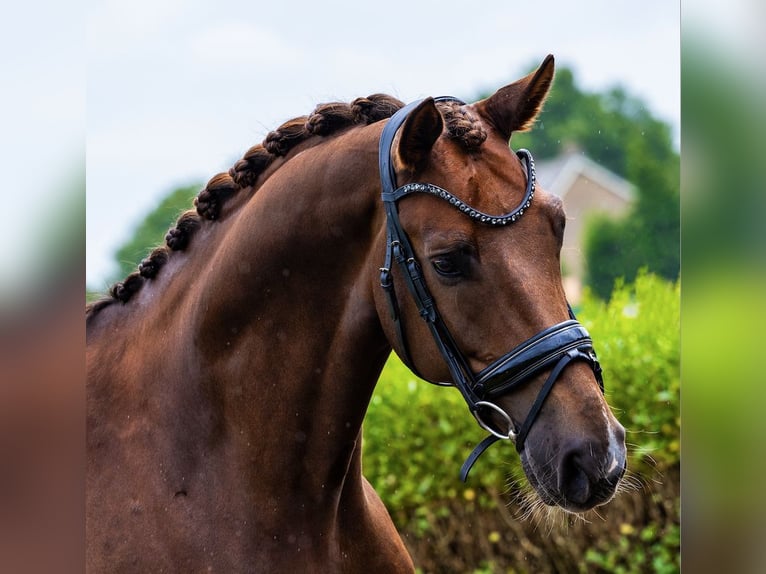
[{"x1": 86, "y1": 54, "x2": 626, "y2": 572}]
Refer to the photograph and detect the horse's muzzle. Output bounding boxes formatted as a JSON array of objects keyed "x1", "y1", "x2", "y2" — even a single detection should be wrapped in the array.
[{"x1": 522, "y1": 421, "x2": 627, "y2": 512}]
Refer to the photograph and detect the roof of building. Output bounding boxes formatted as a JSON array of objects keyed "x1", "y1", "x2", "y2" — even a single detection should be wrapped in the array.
[{"x1": 535, "y1": 150, "x2": 635, "y2": 203}]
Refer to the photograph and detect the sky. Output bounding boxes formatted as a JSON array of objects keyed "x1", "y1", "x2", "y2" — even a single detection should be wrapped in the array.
[{"x1": 85, "y1": 0, "x2": 680, "y2": 289}]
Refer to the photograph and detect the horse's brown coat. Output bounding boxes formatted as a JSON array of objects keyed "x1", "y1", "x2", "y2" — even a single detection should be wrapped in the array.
[{"x1": 87, "y1": 56, "x2": 625, "y2": 572}]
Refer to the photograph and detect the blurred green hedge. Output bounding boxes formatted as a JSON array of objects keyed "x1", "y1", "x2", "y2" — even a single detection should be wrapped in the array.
[
  {"x1": 362, "y1": 272, "x2": 680, "y2": 572},
  {"x1": 579, "y1": 272, "x2": 680, "y2": 473}
]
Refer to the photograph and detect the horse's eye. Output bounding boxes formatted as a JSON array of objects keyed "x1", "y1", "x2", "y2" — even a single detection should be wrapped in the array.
[{"x1": 431, "y1": 255, "x2": 462, "y2": 278}]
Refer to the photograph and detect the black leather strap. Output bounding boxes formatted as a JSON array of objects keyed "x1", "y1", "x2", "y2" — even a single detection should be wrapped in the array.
[
  {"x1": 458, "y1": 346, "x2": 600, "y2": 481},
  {"x1": 515, "y1": 348, "x2": 579, "y2": 452},
  {"x1": 460, "y1": 434, "x2": 500, "y2": 482},
  {"x1": 379, "y1": 97, "x2": 474, "y2": 386},
  {"x1": 382, "y1": 149, "x2": 536, "y2": 227},
  {"x1": 475, "y1": 321, "x2": 598, "y2": 398}
]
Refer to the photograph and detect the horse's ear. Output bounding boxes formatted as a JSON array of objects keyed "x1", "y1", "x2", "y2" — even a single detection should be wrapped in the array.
[
  {"x1": 395, "y1": 97, "x2": 443, "y2": 172},
  {"x1": 475, "y1": 54, "x2": 555, "y2": 141}
]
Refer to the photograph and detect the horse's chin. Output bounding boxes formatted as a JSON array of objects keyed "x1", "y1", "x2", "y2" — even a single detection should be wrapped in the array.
[{"x1": 519, "y1": 452, "x2": 560, "y2": 507}]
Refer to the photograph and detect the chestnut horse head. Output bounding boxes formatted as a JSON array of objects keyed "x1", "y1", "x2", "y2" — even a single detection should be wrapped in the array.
[{"x1": 86, "y1": 55, "x2": 625, "y2": 571}]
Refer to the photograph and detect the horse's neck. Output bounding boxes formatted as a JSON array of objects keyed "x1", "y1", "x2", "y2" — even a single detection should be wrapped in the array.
[{"x1": 168, "y1": 126, "x2": 389, "y2": 501}]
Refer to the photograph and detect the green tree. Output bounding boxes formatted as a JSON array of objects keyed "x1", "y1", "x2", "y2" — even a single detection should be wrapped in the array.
[
  {"x1": 112, "y1": 183, "x2": 200, "y2": 282},
  {"x1": 511, "y1": 67, "x2": 680, "y2": 299}
]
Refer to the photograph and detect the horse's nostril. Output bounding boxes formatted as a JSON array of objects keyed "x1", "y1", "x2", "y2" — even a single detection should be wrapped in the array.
[
  {"x1": 558, "y1": 450, "x2": 593, "y2": 506},
  {"x1": 556, "y1": 440, "x2": 625, "y2": 509}
]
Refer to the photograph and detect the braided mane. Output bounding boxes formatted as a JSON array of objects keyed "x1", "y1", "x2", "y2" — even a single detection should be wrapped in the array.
[{"x1": 86, "y1": 96, "x2": 486, "y2": 320}]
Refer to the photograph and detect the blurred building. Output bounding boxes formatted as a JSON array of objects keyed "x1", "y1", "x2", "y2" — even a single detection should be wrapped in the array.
[{"x1": 537, "y1": 150, "x2": 635, "y2": 302}]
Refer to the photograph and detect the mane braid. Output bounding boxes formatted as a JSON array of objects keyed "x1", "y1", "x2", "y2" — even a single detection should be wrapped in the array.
[
  {"x1": 437, "y1": 100, "x2": 487, "y2": 149},
  {"x1": 195, "y1": 173, "x2": 240, "y2": 221},
  {"x1": 86, "y1": 93, "x2": 405, "y2": 320}
]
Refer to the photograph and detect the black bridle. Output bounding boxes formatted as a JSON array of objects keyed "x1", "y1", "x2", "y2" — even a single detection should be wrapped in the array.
[{"x1": 378, "y1": 98, "x2": 604, "y2": 481}]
